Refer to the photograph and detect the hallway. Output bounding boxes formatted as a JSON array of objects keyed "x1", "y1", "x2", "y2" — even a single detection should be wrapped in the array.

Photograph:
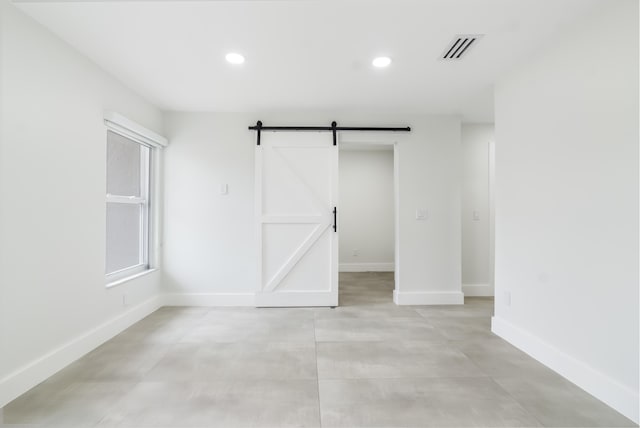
[{"x1": 3, "y1": 273, "x2": 635, "y2": 427}]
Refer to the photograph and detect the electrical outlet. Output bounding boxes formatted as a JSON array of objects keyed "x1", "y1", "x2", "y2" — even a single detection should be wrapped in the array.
[
  {"x1": 503, "y1": 291, "x2": 511, "y2": 307},
  {"x1": 352, "y1": 249, "x2": 359, "y2": 256}
]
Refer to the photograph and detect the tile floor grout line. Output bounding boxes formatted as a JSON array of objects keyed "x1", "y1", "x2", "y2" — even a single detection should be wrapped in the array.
[
  {"x1": 312, "y1": 316, "x2": 325, "y2": 428},
  {"x1": 483, "y1": 374, "x2": 547, "y2": 428}
]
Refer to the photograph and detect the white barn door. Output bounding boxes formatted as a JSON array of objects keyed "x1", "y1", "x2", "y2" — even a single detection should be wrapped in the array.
[{"x1": 255, "y1": 132, "x2": 338, "y2": 307}]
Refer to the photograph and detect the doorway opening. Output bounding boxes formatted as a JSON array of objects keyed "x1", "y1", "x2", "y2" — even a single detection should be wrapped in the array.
[{"x1": 338, "y1": 142, "x2": 398, "y2": 306}]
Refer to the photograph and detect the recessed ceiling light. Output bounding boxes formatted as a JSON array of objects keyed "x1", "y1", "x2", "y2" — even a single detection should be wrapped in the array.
[
  {"x1": 225, "y1": 52, "x2": 245, "y2": 65},
  {"x1": 372, "y1": 56, "x2": 391, "y2": 68}
]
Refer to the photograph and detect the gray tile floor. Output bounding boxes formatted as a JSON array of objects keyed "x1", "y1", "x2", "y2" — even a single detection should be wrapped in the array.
[{"x1": 2, "y1": 272, "x2": 636, "y2": 427}]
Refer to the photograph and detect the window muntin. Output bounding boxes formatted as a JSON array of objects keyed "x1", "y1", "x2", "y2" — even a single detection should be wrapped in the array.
[{"x1": 106, "y1": 130, "x2": 151, "y2": 279}]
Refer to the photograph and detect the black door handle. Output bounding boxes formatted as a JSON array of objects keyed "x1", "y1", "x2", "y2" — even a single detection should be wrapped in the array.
[{"x1": 333, "y1": 207, "x2": 337, "y2": 232}]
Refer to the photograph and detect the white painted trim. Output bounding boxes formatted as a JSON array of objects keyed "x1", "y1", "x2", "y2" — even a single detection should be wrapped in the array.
[
  {"x1": 488, "y1": 139, "x2": 495, "y2": 291},
  {"x1": 339, "y1": 262, "x2": 395, "y2": 272},
  {"x1": 254, "y1": 143, "x2": 263, "y2": 299},
  {"x1": 462, "y1": 283, "x2": 494, "y2": 296},
  {"x1": 492, "y1": 316, "x2": 639, "y2": 424},
  {"x1": 163, "y1": 292, "x2": 255, "y2": 307},
  {"x1": 393, "y1": 143, "x2": 401, "y2": 295},
  {"x1": 393, "y1": 290, "x2": 464, "y2": 305},
  {"x1": 104, "y1": 111, "x2": 168, "y2": 148},
  {"x1": 0, "y1": 296, "x2": 161, "y2": 408},
  {"x1": 256, "y1": 290, "x2": 338, "y2": 307},
  {"x1": 264, "y1": 223, "x2": 329, "y2": 292},
  {"x1": 106, "y1": 268, "x2": 157, "y2": 289},
  {"x1": 335, "y1": 137, "x2": 402, "y2": 295}
]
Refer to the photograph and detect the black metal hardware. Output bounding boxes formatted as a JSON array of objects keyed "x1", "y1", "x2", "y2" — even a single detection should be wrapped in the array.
[
  {"x1": 333, "y1": 206, "x2": 337, "y2": 232},
  {"x1": 254, "y1": 121, "x2": 263, "y2": 145},
  {"x1": 249, "y1": 124, "x2": 411, "y2": 132},
  {"x1": 249, "y1": 121, "x2": 411, "y2": 145},
  {"x1": 331, "y1": 121, "x2": 337, "y2": 146}
]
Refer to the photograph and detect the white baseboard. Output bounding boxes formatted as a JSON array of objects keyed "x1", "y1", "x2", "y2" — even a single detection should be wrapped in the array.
[
  {"x1": 339, "y1": 262, "x2": 394, "y2": 272},
  {"x1": 0, "y1": 296, "x2": 161, "y2": 408},
  {"x1": 393, "y1": 290, "x2": 464, "y2": 305},
  {"x1": 256, "y1": 290, "x2": 338, "y2": 307},
  {"x1": 492, "y1": 316, "x2": 639, "y2": 424},
  {"x1": 462, "y1": 283, "x2": 494, "y2": 296},
  {"x1": 163, "y1": 292, "x2": 255, "y2": 307}
]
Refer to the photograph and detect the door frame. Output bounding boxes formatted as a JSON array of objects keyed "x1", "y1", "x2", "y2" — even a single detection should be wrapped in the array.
[{"x1": 338, "y1": 135, "x2": 402, "y2": 301}]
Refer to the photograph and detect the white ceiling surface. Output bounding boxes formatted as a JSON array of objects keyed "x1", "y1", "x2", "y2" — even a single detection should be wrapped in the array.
[{"x1": 15, "y1": 0, "x2": 606, "y2": 122}]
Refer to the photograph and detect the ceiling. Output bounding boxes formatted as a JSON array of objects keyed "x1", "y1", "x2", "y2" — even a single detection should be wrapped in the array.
[{"x1": 15, "y1": 0, "x2": 607, "y2": 121}]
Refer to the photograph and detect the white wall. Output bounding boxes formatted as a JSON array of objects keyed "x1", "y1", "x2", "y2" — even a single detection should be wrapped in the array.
[
  {"x1": 339, "y1": 149, "x2": 394, "y2": 272},
  {"x1": 163, "y1": 112, "x2": 462, "y2": 305},
  {"x1": 162, "y1": 113, "x2": 257, "y2": 299},
  {"x1": 461, "y1": 124, "x2": 494, "y2": 295},
  {"x1": 0, "y1": 2, "x2": 164, "y2": 407},
  {"x1": 493, "y1": 0, "x2": 638, "y2": 422}
]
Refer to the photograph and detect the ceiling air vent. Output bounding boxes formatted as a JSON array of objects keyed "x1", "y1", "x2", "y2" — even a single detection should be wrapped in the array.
[{"x1": 441, "y1": 35, "x2": 483, "y2": 60}]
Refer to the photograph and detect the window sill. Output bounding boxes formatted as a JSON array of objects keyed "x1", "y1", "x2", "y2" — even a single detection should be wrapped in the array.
[{"x1": 106, "y1": 268, "x2": 157, "y2": 289}]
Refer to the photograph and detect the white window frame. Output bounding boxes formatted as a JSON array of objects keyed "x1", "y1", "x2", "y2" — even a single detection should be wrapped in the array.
[
  {"x1": 104, "y1": 112, "x2": 167, "y2": 286},
  {"x1": 105, "y1": 136, "x2": 151, "y2": 281}
]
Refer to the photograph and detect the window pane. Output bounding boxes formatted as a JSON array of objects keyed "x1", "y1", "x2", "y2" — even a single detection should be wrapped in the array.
[
  {"x1": 106, "y1": 203, "x2": 142, "y2": 274},
  {"x1": 107, "y1": 131, "x2": 141, "y2": 196}
]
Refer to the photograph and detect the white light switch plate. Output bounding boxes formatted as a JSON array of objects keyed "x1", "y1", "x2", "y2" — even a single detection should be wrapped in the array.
[{"x1": 416, "y1": 209, "x2": 428, "y2": 221}]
